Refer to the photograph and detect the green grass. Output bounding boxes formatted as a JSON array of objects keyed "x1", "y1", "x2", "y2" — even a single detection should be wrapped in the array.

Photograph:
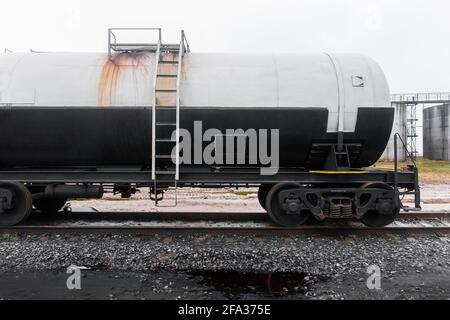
[
  {"x1": 1, "y1": 233, "x2": 17, "y2": 240},
  {"x1": 234, "y1": 191, "x2": 252, "y2": 196},
  {"x1": 374, "y1": 157, "x2": 450, "y2": 184}
]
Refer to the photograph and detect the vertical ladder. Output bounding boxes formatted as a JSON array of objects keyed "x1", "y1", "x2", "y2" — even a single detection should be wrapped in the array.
[
  {"x1": 151, "y1": 31, "x2": 187, "y2": 206},
  {"x1": 405, "y1": 102, "x2": 419, "y2": 161}
]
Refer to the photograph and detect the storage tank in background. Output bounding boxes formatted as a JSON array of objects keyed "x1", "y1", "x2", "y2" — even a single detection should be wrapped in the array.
[
  {"x1": 381, "y1": 103, "x2": 407, "y2": 161},
  {"x1": 423, "y1": 104, "x2": 450, "y2": 160}
]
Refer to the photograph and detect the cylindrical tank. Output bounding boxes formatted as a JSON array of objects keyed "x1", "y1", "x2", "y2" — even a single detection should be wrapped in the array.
[
  {"x1": 423, "y1": 104, "x2": 450, "y2": 160},
  {"x1": 0, "y1": 51, "x2": 392, "y2": 169},
  {"x1": 381, "y1": 103, "x2": 407, "y2": 161}
]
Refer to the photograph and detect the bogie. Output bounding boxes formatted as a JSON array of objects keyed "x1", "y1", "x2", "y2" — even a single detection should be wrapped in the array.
[
  {"x1": 259, "y1": 182, "x2": 401, "y2": 228},
  {"x1": 0, "y1": 182, "x2": 33, "y2": 226}
]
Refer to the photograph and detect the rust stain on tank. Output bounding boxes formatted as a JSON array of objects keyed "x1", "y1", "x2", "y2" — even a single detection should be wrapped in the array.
[
  {"x1": 98, "y1": 53, "x2": 151, "y2": 106},
  {"x1": 98, "y1": 55, "x2": 120, "y2": 106}
]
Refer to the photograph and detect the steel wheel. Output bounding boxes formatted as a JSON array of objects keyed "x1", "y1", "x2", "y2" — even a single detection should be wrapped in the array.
[
  {"x1": 33, "y1": 197, "x2": 67, "y2": 214},
  {"x1": 257, "y1": 184, "x2": 273, "y2": 210},
  {"x1": 359, "y1": 182, "x2": 400, "y2": 227},
  {"x1": 0, "y1": 182, "x2": 33, "y2": 226},
  {"x1": 265, "y1": 183, "x2": 310, "y2": 227}
]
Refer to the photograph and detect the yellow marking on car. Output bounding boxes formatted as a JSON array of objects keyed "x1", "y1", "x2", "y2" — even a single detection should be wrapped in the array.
[{"x1": 309, "y1": 171, "x2": 369, "y2": 174}]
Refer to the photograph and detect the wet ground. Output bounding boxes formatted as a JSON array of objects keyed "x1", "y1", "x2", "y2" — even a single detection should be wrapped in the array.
[
  {"x1": 1, "y1": 268, "x2": 448, "y2": 300},
  {"x1": 0, "y1": 232, "x2": 449, "y2": 300}
]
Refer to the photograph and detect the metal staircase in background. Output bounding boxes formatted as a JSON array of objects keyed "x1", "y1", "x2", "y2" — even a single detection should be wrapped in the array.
[
  {"x1": 108, "y1": 28, "x2": 190, "y2": 206},
  {"x1": 391, "y1": 92, "x2": 450, "y2": 160}
]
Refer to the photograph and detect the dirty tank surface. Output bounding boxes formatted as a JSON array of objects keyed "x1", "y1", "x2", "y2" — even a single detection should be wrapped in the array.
[{"x1": 0, "y1": 51, "x2": 394, "y2": 169}]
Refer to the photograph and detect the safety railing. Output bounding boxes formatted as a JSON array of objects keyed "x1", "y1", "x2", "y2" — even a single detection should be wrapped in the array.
[
  {"x1": 391, "y1": 92, "x2": 450, "y2": 104},
  {"x1": 394, "y1": 133, "x2": 421, "y2": 210},
  {"x1": 108, "y1": 28, "x2": 162, "y2": 57},
  {"x1": 181, "y1": 30, "x2": 191, "y2": 53}
]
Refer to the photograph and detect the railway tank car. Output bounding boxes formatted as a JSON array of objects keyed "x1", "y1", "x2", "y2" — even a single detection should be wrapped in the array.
[
  {"x1": 0, "y1": 28, "x2": 420, "y2": 228},
  {"x1": 0, "y1": 50, "x2": 392, "y2": 168}
]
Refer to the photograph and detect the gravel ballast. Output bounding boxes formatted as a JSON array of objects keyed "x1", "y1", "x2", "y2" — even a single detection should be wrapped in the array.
[
  {"x1": 0, "y1": 233, "x2": 449, "y2": 299},
  {"x1": 1, "y1": 233, "x2": 448, "y2": 274}
]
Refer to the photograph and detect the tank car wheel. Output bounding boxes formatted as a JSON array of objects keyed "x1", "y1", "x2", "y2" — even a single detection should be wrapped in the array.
[
  {"x1": 0, "y1": 182, "x2": 33, "y2": 226},
  {"x1": 257, "y1": 184, "x2": 273, "y2": 210},
  {"x1": 265, "y1": 183, "x2": 311, "y2": 227},
  {"x1": 33, "y1": 197, "x2": 68, "y2": 214},
  {"x1": 359, "y1": 182, "x2": 400, "y2": 227}
]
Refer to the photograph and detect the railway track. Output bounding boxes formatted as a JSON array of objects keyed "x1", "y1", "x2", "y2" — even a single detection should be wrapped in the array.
[
  {"x1": 0, "y1": 211, "x2": 449, "y2": 236},
  {"x1": 21, "y1": 210, "x2": 450, "y2": 222}
]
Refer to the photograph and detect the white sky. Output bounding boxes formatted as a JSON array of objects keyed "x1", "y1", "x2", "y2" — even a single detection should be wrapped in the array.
[{"x1": 1, "y1": 0, "x2": 450, "y2": 93}]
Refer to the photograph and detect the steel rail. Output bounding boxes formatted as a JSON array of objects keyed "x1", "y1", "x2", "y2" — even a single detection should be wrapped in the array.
[
  {"x1": 1, "y1": 211, "x2": 449, "y2": 235},
  {"x1": 1, "y1": 224, "x2": 449, "y2": 236},
  {"x1": 24, "y1": 211, "x2": 450, "y2": 222}
]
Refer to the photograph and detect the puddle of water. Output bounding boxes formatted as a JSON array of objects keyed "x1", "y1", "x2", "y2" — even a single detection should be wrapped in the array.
[{"x1": 188, "y1": 270, "x2": 309, "y2": 298}]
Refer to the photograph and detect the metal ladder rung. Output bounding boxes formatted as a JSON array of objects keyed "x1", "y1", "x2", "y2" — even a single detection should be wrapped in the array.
[
  {"x1": 155, "y1": 89, "x2": 177, "y2": 93},
  {"x1": 161, "y1": 43, "x2": 181, "y2": 48},
  {"x1": 155, "y1": 171, "x2": 176, "y2": 175},
  {"x1": 157, "y1": 74, "x2": 178, "y2": 78},
  {"x1": 159, "y1": 60, "x2": 179, "y2": 64},
  {"x1": 112, "y1": 43, "x2": 158, "y2": 47},
  {"x1": 151, "y1": 30, "x2": 188, "y2": 207},
  {"x1": 155, "y1": 138, "x2": 175, "y2": 142},
  {"x1": 160, "y1": 49, "x2": 181, "y2": 53},
  {"x1": 156, "y1": 122, "x2": 176, "y2": 126}
]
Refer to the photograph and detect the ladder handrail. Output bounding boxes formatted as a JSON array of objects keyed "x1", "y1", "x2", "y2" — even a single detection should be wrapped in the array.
[
  {"x1": 394, "y1": 133, "x2": 417, "y2": 166},
  {"x1": 181, "y1": 30, "x2": 191, "y2": 53},
  {"x1": 175, "y1": 32, "x2": 185, "y2": 181},
  {"x1": 151, "y1": 40, "x2": 162, "y2": 181},
  {"x1": 394, "y1": 133, "x2": 421, "y2": 210}
]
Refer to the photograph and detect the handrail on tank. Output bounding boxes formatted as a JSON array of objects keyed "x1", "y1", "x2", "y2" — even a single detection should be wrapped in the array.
[
  {"x1": 108, "y1": 28, "x2": 162, "y2": 57},
  {"x1": 394, "y1": 133, "x2": 421, "y2": 210},
  {"x1": 394, "y1": 133, "x2": 416, "y2": 167},
  {"x1": 181, "y1": 30, "x2": 191, "y2": 53}
]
